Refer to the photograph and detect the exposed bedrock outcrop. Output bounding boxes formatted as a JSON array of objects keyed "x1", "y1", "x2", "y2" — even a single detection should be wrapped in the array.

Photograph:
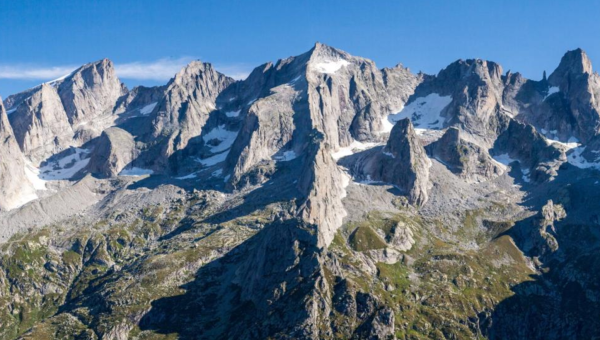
[
  {"x1": 0, "y1": 100, "x2": 36, "y2": 211},
  {"x1": 341, "y1": 118, "x2": 430, "y2": 206},
  {"x1": 426, "y1": 127, "x2": 504, "y2": 182},
  {"x1": 86, "y1": 127, "x2": 137, "y2": 177}
]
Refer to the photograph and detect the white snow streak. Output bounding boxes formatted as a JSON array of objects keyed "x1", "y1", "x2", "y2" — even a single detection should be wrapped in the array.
[
  {"x1": 545, "y1": 86, "x2": 560, "y2": 100},
  {"x1": 198, "y1": 151, "x2": 229, "y2": 166},
  {"x1": 567, "y1": 146, "x2": 600, "y2": 170},
  {"x1": 139, "y1": 102, "x2": 157, "y2": 115},
  {"x1": 387, "y1": 93, "x2": 452, "y2": 131},
  {"x1": 203, "y1": 125, "x2": 238, "y2": 153},
  {"x1": 39, "y1": 148, "x2": 91, "y2": 180},
  {"x1": 119, "y1": 167, "x2": 154, "y2": 176},
  {"x1": 274, "y1": 150, "x2": 297, "y2": 161},
  {"x1": 313, "y1": 59, "x2": 350, "y2": 74},
  {"x1": 332, "y1": 140, "x2": 382, "y2": 161}
]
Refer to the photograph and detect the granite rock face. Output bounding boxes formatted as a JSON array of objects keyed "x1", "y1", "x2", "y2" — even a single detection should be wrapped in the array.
[
  {"x1": 0, "y1": 100, "x2": 36, "y2": 211},
  {"x1": 8, "y1": 84, "x2": 73, "y2": 164},
  {"x1": 218, "y1": 44, "x2": 422, "y2": 245},
  {"x1": 57, "y1": 58, "x2": 126, "y2": 125},
  {"x1": 511, "y1": 49, "x2": 600, "y2": 144},
  {"x1": 408, "y1": 58, "x2": 506, "y2": 146},
  {"x1": 3, "y1": 59, "x2": 127, "y2": 166},
  {"x1": 426, "y1": 127, "x2": 504, "y2": 182},
  {"x1": 493, "y1": 119, "x2": 565, "y2": 183},
  {"x1": 2, "y1": 44, "x2": 600, "y2": 340},
  {"x1": 224, "y1": 43, "x2": 421, "y2": 186},
  {"x1": 85, "y1": 127, "x2": 137, "y2": 177},
  {"x1": 113, "y1": 85, "x2": 166, "y2": 116},
  {"x1": 546, "y1": 49, "x2": 600, "y2": 143},
  {"x1": 146, "y1": 61, "x2": 234, "y2": 170},
  {"x1": 343, "y1": 118, "x2": 430, "y2": 206},
  {"x1": 378, "y1": 118, "x2": 430, "y2": 205}
]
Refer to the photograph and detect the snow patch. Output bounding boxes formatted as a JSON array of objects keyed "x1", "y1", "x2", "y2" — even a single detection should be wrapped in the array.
[
  {"x1": 119, "y1": 167, "x2": 154, "y2": 176},
  {"x1": 203, "y1": 125, "x2": 238, "y2": 153},
  {"x1": 313, "y1": 59, "x2": 351, "y2": 74},
  {"x1": 544, "y1": 136, "x2": 580, "y2": 150},
  {"x1": 340, "y1": 171, "x2": 351, "y2": 199},
  {"x1": 24, "y1": 162, "x2": 47, "y2": 191},
  {"x1": 332, "y1": 140, "x2": 382, "y2": 161},
  {"x1": 568, "y1": 146, "x2": 600, "y2": 170},
  {"x1": 382, "y1": 151, "x2": 395, "y2": 158},
  {"x1": 545, "y1": 86, "x2": 560, "y2": 100},
  {"x1": 139, "y1": 102, "x2": 157, "y2": 115},
  {"x1": 175, "y1": 172, "x2": 198, "y2": 180},
  {"x1": 492, "y1": 153, "x2": 532, "y2": 182},
  {"x1": 39, "y1": 148, "x2": 91, "y2": 180},
  {"x1": 46, "y1": 69, "x2": 76, "y2": 86},
  {"x1": 197, "y1": 151, "x2": 229, "y2": 166},
  {"x1": 225, "y1": 110, "x2": 241, "y2": 117},
  {"x1": 492, "y1": 153, "x2": 518, "y2": 167},
  {"x1": 387, "y1": 93, "x2": 452, "y2": 130},
  {"x1": 6, "y1": 107, "x2": 17, "y2": 115},
  {"x1": 521, "y1": 168, "x2": 531, "y2": 183},
  {"x1": 500, "y1": 106, "x2": 516, "y2": 118},
  {"x1": 355, "y1": 175, "x2": 385, "y2": 185},
  {"x1": 380, "y1": 104, "x2": 404, "y2": 133},
  {"x1": 274, "y1": 150, "x2": 297, "y2": 162}
]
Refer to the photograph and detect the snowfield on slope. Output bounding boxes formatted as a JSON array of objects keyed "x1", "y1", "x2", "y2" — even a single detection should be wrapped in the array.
[
  {"x1": 544, "y1": 86, "x2": 560, "y2": 100},
  {"x1": 139, "y1": 102, "x2": 157, "y2": 115},
  {"x1": 313, "y1": 59, "x2": 351, "y2": 74},
  {"x1": 568, "y1": 146, "x2": 600, "y2": 170},
  {"x1": 332, "y1": 140, "x2": 383, "y2": 161},
  {"x1": 203, "y1": 125, "x2": 239, "y2": 153},
  {"x1": 386, "y1": 93, "x2": 452, "y2": 132},
  {"x1": 119, "y1": 167, "x2": 154, "y2": 176},
  {"x1": 492, "y1": 153, "x2": 531, "y2": 182},
  {"x1": 39, "y1": 148, "x2": 91, "y2": 180}
]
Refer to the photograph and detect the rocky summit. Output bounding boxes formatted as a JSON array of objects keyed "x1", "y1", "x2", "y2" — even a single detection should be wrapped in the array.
[{"x1": 0, "y1": 44, "x2": 600, "y2": 340}]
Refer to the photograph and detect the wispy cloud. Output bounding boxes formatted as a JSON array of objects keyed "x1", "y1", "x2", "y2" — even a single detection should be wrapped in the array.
[
  {"x1": 0, "y1": 58, "x2": 252, "y2": 82},
  {"x1": 0, "y1": 64, "x2": 78, "y2": 80},
  {"x1": 115, "y1": 57, "x2": 195, "y2": 81}
]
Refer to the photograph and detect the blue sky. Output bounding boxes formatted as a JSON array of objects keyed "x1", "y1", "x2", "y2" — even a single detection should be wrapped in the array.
[{"x1": 1, "y1": 0, "x2": 598, "y2": 97}]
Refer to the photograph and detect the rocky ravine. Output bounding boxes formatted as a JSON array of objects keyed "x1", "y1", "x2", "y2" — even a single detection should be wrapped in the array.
[{"x1": 0, "y1": 44, "x2": 599, "y2": 340}]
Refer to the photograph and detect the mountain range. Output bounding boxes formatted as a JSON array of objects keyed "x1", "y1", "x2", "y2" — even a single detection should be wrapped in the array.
[{"x1": 0, "y1": 43, "x2": 599, "y2": 339}]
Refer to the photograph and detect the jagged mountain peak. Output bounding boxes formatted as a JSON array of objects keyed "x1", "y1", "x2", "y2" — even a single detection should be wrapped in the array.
[
  {"x1": 57, "y1": 57, "x2": 126, "y2": 125},
  {"x1": 306, "y1": 42, "x2": 376, "y2": 74},
  {"x1": 60, "y1": 58, "x2": 118, "y2": 85},
  {"x1": 386, "y1": 117, "x2": 419, "y2": 156},
  {"x1": 438, "y1": 58, "x2": 503, "y2": 83},
  {"x1": 5, "y1": 45, "x2": 600, "y2": 339},
  {"x1": 550, "y1": 48, "x2": 593, "y2": 79},
  {"x1": 81, "y1": 57, "x2": 113, "y2": 70},
  {"x1": 310, "y1": 41, "x2": 348, "y2": 57},
  {"x1": 8, "y1": 81, "x2": 72, "y2": 163},
  {"x1": 170, "y1": 60, "x2": 227, "y2": 84}
]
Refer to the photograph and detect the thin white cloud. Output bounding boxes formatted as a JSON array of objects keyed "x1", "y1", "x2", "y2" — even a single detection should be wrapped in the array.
[
  {"x1": 0, "y1": 58, "x2": 252, "y2": 82},
  {"x1": 115, "y1": 57, "x2": 195, "y2": 81},
  {"x1": 0, "y1": 64, "x2": 78, "y2": 80}
]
